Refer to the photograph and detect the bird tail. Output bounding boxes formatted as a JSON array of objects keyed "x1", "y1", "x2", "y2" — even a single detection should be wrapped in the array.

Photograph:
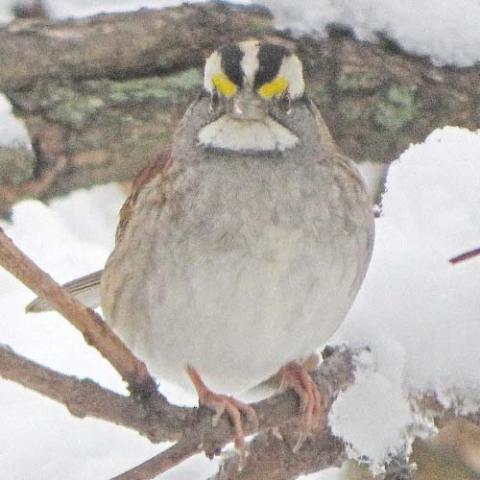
[{"x1": 26, "y1": 270, "x2": 103, "y2": 313}]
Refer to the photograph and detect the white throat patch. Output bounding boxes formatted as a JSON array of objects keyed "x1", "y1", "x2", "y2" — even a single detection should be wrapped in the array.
[{"x1": 198, "y1": 115, "x2": 299, "y2": 152}]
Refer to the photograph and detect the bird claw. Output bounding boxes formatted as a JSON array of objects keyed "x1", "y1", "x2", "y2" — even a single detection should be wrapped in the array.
[
  {"x1": 280, "y1": 360, "x2": 326, "y2": 450},
  {"x1": 186, "y1": 365, "x2": 258, "y2": 452}
]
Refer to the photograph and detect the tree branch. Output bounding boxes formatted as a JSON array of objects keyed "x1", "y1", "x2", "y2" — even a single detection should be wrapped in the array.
[
  {"x1": 0, "y1": 2, "x2": 272, "y2": 91},
  {"x1": 449, "y1": 246, "x2": 480, "y2": 264},
  {"x1": 0, "y1": 307, "x2": 358, "y2": 479},
  {"x1": 109, "y1": 347, "x2": 357, "y2": 480},
  {"x1": 110, "y1": 437, "x2": 203, "y2": 480},
  {"x1": 0, "y1": 226, "x2": 156, "y2": 393},
  {"x1": 0, "y1": 343, "x2": 188, "y2": 442},
  {"x1": 0, "y1": 2, "x2": 479, "y2": 213},
  {"x1": 0, "y1": 327, "x2": 356, "y2": 479},
  {"x1": 2, "y1": 295, "x2": 480, "y2": 480},
  {"x1": 210, "y1": 429, "x2": 346, "y2": 480}
]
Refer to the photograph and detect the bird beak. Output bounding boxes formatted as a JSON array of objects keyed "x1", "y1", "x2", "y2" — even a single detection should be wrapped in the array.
[{"x1": 229, "y1": 90, "x2": 266, "y2": 121}]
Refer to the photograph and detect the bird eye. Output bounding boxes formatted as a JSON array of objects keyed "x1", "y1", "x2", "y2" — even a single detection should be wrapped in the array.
[
  {"x1": 209, "y1": 90, "x2": 219, "y2": 113},
  {"x1": 257, "y1": 76, "x2": 289, "y2": 99},
  {"x1": 279, "y1": 93, "x2": 292, "y2": 115},
  {"x1": 212, "y1": 73, "x2": 238, "y2": 98}
]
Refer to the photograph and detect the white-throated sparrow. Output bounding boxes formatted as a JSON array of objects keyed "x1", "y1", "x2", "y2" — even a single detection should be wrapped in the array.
[{"x1": 28, "y1": 40, "x2": 375, "y2": 447}]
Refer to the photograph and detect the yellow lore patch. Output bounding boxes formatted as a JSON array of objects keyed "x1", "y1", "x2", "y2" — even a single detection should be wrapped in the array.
[
  {"x1": 212, "y1": 73, "x2": 238, "y2": 98},
  {"x1": 257, "y1": 76, "x2": 289, "y2": 99}
]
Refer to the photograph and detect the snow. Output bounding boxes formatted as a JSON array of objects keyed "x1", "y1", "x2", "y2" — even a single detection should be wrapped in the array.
[
  {"x1": 259, "y1": 0, "x2": 480, "y2": 67},
  {"x1": 328, "y1": 126, "x2": 480, "y2": 469},
  {"x1": 1, "y1": 0, "x2": 479, "y2": 66},
  {"x1": 0, "y1": 94, "x2": 30, "y2": 148},
  {"x1": 0, "y1": 0, "x2": 250, "y2": 21}
]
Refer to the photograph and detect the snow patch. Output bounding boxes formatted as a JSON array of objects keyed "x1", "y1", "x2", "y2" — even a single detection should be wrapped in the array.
[
  {"x1": 0, "y1": 94, "x2": 31, "y2": 148},
  {"x1": 259, "y1": 0, "x2": 480, "y2": 66},
  {"x1": 331, "y1": 126, "x2": 480, "y2": 466}
]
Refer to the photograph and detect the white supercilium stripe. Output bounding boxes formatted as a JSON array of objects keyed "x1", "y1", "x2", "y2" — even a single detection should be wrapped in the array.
[{"x1": 239, "y1": 40, "x2": 260, "y2": 87}]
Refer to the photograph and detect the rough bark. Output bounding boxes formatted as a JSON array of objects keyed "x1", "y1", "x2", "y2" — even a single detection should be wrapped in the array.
[{"x1": 0, "y1": 1, "x2": 479, "y2": 213}]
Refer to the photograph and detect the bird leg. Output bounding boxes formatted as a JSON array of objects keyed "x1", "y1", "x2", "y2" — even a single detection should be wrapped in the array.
[
  {"x1": 302, "y1": 353, "x2": 320, "y2": 372},
  {"x1": 186, "y1": 365, "x2": 258, "y2": 451},
  {"x1": 279, "y1": 359, "x2": 326, "y2": 451}
]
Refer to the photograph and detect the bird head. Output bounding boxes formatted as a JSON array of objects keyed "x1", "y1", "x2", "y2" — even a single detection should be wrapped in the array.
[{"x1": 196, "y1": 40, "x2": 310, "y2": 154}]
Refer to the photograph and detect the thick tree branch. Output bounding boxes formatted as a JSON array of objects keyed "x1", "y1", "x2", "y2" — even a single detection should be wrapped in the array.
[
  {"x1": 109, "y1": 347, "x2": 357, "y2": 480},
  {"x1": 0, "y1": 226, "x2": 156, "y2": 393},
  {"x1": 0, "y1": 2, "x2": 478, "y2": 213},
  {"x1": 0, "y1": 2, "x2": 272, "y2": 91},
  {"x1": 211, "y1": 429, "x2": 346, "y2": 480}
]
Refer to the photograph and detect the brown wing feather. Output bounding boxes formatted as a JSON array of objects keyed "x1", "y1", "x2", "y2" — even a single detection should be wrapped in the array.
[
  {"x1": 116, "y1": 151, "x2": 172, "y2": 243},
  {"x1": 26, "y1": 270, "x2": 103, "y2": 312},
  {"x1": 27, "y1": 152, "x2": 172, "y2": 313}
]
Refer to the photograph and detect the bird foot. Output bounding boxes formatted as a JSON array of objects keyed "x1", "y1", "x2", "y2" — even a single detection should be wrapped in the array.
[
  {"x1": 186, "y1": 365, "x2": 258, "y2": 452},
  {"x1": 279, "y1": 360, "x2": 326, "y2": 451}
]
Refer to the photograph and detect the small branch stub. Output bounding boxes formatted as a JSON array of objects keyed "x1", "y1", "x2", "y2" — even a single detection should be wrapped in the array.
[{"x1": 449, "y1": 246, "x2": 480, "y2": 264}]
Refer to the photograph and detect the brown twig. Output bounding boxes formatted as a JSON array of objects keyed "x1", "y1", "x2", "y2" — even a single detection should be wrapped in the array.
[
  {"x1": 0, "y1": 226, "x2": 156, "y2": 394},
  {"x1": 0, "y1": 343, "x2": 188, "y2": 442},
  {"x1": 109, "y1": 347, "x2": 357, "y2": 480},
  {"x1": 108, "y1": 350, "x2": 354, "y2": 480},
  {"x1": 449, "y1": 246, "x2": 480, "y2": 264},
  {"x1": 110, "y1": 436, "x2": 203, "y2": 480},
  {"x1": 0, "y1": 154, "x2": 67, "y2": 209}
]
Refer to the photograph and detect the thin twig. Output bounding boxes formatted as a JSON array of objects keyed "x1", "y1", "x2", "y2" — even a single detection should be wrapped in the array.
[
  {"x1": 110, "y1": 436, "x2": 203, "y2": 480},
  {"x1": 0, "y1": 226, "x2": 156, "y2": 393},
  {"x1": 0, "y1": 343, "x2": 188, "y2": 442},
  {"x1": 449, "y1": 246, "x2": 480, "y2": 264}
]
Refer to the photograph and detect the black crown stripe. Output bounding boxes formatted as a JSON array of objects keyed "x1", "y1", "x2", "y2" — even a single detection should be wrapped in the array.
[
  {"x1": 219, "y1": 44, "x2": 244, "y2": 87},
  {"x1": 254, "y1": 44, "x2": 289, "y2": 89}
]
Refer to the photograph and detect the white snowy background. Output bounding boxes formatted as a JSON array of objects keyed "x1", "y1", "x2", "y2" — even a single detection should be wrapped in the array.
[{"x1": 1, "y1": 1, "x2": 479, "y2": 479}]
